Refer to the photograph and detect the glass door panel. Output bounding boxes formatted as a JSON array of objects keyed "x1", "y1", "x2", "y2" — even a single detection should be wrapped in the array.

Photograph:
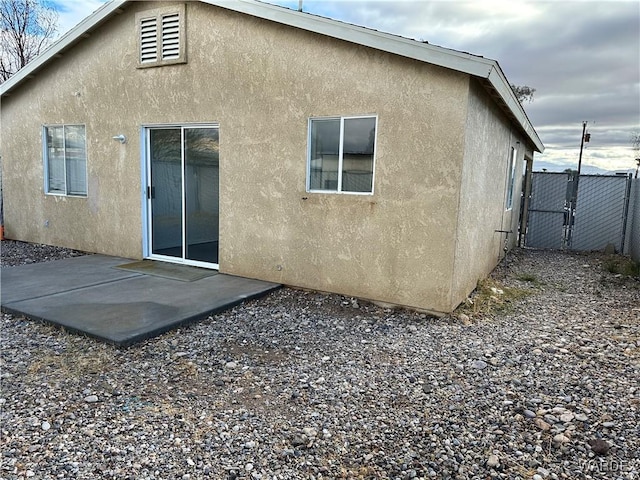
[
  {"x1": 148, "y1": 126, "x2": 219, "y2": 267},
  {"x1": 150, "y1": 128, "x2": 183, "y2": 258},
  {"x1": 185, "y1": 128, "x2": 219, "y2": 264}
]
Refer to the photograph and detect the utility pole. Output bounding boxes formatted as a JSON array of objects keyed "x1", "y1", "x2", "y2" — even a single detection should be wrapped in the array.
[
  {"x1": 566, "y1": 121, "x2": 590, "y2": 249},
  {"x1": 576, "y1": 121, "x2": 589, "y2": 175}
]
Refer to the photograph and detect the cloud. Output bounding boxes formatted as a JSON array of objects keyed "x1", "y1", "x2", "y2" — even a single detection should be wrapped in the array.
[{"x1": 51, "y1": 0, "x2": 106, "y2": 37}]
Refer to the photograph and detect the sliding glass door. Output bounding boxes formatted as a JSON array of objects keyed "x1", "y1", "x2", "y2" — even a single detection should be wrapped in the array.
[{"x1": 147, "y1": 125, "x2": 219, "y2": 267}]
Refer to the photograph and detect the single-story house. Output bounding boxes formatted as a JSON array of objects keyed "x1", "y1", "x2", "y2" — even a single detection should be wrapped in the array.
[{"x1": 0, "y1": 0, "x2": 543, "y2": 315}]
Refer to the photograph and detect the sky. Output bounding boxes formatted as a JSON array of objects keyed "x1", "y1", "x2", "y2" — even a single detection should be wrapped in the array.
[{"x1": 52, "y1": 0, "x2": 640, "y2": 174}]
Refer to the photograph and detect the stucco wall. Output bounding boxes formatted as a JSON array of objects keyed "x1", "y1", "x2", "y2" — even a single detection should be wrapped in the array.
[
  {"x1": 1, "y1": 4, "x2": 150, "y2": 258},
  {"x1": 450, "y1": 80, "x2": 527, "y2": 308},
  {"x1": 2, "y1": 1, "x2": 478, "y2": 313},
  {"x1": 197, "y1": 4, "x2": 470, "y2": 313}
]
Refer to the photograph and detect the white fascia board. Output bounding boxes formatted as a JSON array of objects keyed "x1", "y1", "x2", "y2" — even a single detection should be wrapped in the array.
[{"x1": 0, "y1": 0, "x2": 128, "y2": 97}]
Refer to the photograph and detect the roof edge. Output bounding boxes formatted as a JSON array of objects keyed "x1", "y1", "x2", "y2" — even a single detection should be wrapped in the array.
[{"x1": 0, "y1": 0, "x2": 127, "y2": 97}]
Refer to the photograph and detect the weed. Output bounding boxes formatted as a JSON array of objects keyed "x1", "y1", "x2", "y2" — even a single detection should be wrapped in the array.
[
  {"x1": 604, "y1": 261, "x2": 617, "y2": 274},
  {"x1": 457, "y1": 278, "x2": 532, "y2": 318},
  {"x1": 515, "y1": 272, "x2": 545, "y2": 286},
  {"x1": 338, "y1": 465, "x2": 385, "y2": 478},
  {"x1": 603, "y1": 256, "x2": 640, "y2": 278},
  {"x1": 28, "y1": 339, "x2": 112, "y2": 377},
  {"x1": 173, "y1": 357, "x2": 199, "y2": 378}
]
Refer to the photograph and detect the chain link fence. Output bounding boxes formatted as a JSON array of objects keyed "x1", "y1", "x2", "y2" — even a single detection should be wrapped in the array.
[
  {"x1": 626, "y1": 179, "x2": 640, "y2": 261},
  {"x1": 525, "y1": 172, "x2": 635, "y2": 254},
  {"x1": 571, "y1": 175, "x2": 631, "y2": 251},
  {"x1": 525, "y1": 173, "x2": 568, "y2": 250}
]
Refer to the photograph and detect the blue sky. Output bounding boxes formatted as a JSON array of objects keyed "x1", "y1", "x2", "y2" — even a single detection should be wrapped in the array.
[{"x1": 52, "y1": 0, "x2": 640, "y2": 173}]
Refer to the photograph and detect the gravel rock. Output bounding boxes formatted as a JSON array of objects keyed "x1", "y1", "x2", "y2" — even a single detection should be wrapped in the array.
[
  {"x1": 0, "y1": 239, "x2": 85, "y2": 267},
  {"x1": 588, "y1": 438, "x2": 612, "y2": 455},
  {"x1": 560, "y1": 412, "x2": 575, "y2": 422},
  {"x1": 534, "y1": 418, "x2": 551, "y2": 431},
  {"x1": 471, "y1": 359, "x2": 488, "y2": 369},
  {"x1": 2, "y1": 243, "x2": 639, "y2": 479}
]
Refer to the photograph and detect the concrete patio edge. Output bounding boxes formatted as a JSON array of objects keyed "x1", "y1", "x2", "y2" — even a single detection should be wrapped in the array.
[{"x1": 1, "y1": 255, "x2": 281, "y2": 347}]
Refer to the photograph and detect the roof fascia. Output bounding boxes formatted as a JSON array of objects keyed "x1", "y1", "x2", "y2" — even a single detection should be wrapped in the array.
[{"x1": 0, "y1": 0, "x2": 128, "y2": 97}]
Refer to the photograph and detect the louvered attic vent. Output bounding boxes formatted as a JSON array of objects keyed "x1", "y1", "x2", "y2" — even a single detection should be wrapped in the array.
[
  {"x1": 140, "y1": 17, "x2": 158, "y2": 63},
  {"x1": 161, "y1": 14, "x2": 180, "y2": 60},
  {"x1": 137, "y1": 5, "x2": 186, "y2": 68}
]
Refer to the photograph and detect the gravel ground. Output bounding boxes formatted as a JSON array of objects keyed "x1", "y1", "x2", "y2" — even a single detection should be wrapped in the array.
[
  {"x1": 1, "y1": 239, "x2": 639, "y2": 480},
  {"x1": 0, "y1": 241, "x2": 86, "y2": 267}
]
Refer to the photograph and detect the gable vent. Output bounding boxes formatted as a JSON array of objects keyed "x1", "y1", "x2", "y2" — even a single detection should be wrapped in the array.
[
  {"x1": 140, "y1": 17, "x2": 158, "y2": 63},
  {"x1": 136, "y1": 5, "x2": 186, "y2": 68},
  {"x1": 161, "y1": 13, "x2": 180, "y2": 60}
]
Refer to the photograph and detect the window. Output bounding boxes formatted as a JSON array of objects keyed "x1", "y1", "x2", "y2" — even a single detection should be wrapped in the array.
[
  {"x1": 44, "y1": 125, "x2": 87, "y2": 196},
  {"x1": 308, "y1": 116, "x2": 377, "y2": 194},
  {"x1": 136, "y1": 5, "x2": 186, "y2": 68},
  {"x1": 506, "y1": 146, "x2": 517, "y2": 209}
]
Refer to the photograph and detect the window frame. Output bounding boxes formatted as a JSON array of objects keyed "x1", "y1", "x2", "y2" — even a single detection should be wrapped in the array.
[
  {"x1": 306, "y1": 114, "x2": 378, "y2": 195},
  {"x1": 43, "y1": 124, "x2": 88, "y2": 197},
  {"x1": 136, "y1": 4, "x2": 187, "y2": 69},
  {"x1": 505, "y1": 146, "x2": 517, "y2": 210}
]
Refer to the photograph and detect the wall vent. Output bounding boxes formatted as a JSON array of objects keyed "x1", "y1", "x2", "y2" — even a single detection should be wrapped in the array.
[
  {"x1": 161, "y1": 14, "x2": 180, "y2": 60},
  {"x1": 140, "y1": 17, "x2": 158, "y2": 63}
]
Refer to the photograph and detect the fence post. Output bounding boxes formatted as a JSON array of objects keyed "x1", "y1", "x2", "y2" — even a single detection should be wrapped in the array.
[
  {"x1": 518, "y1": 157, "x2": 533, "y2": 247},
  {"x1": 565, "y1": 172, "x2": 578, "y2": 249},
  {"x1": 620, "y1": 174, "x2": 632, "y2": 254}
]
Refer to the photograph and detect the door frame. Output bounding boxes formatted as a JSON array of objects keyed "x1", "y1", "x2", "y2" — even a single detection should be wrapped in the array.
[{"x1": 141, "y1": 123, "x2": 220, "y2": 270}]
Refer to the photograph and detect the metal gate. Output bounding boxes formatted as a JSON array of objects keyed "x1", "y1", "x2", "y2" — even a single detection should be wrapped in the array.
[{"x1": 525, "y1": 172, "x2": 633, "y2": 252}]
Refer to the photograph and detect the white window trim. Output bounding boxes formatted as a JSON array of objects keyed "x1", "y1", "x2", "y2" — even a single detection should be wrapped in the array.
[
  {"x1": 43, "y1": 124, "x2": 88, "y2": 197},
  {"x1": 505, "y1": 146, "x2": 517, "y2": 210},
  {"x1": 136, "y1": 4, "x2": 186, "y2": 69},
  {"x1": 306, "y1": 114, "x2": 378, "y2": 195}
]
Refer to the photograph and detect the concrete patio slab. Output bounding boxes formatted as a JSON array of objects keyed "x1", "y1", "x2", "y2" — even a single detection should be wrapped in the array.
[
  {"x1": 1, "y1": 255, "x2": 139, "y2": 304},
  {"x1": 1, "y1": 255, "x2": 280, "y2": 346}
]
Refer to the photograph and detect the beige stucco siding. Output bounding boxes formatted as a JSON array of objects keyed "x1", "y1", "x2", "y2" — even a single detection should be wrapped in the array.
[
  {"x1": 1, "y1": 1, "x2": 474, "y2": 313},
  {"x1": 451, "y1": 79, "x2": 527, "y2": 308},
  {"x1": 200, "y1": 4, "x2": 470, "y2": 312},
  {"x1": 1, "y1": 4, "x2": 148, "y2": 258}
]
